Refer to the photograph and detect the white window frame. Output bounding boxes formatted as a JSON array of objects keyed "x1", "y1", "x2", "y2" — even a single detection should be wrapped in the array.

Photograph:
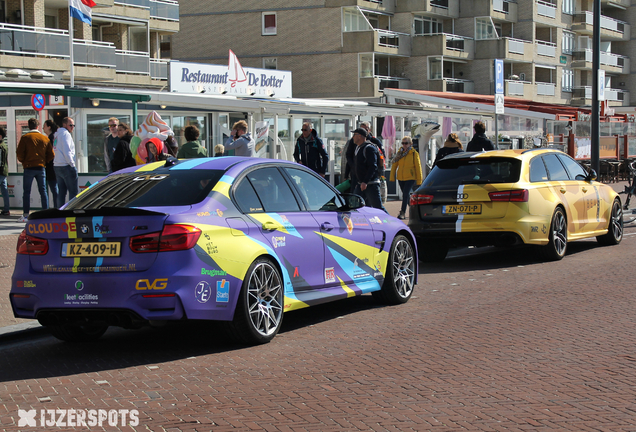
[
  {"x1": 414, "y1": 15, "x2": 443, "y2": 35},
  {"x1": 562, "y1": 0, "x2": 575, "y2": 15},
  {"x1": 562, "y1": 68, "x2": 574, "y2": 92},
  {"x1": 262, "y1": 12, "x2": 277, "y2": 36},
  {"x1": 475, "y1": 17, "x2": 498, "y2": 40},
  {"x1": 562, "y1": 30, "x2": 574, "y2": 55}
]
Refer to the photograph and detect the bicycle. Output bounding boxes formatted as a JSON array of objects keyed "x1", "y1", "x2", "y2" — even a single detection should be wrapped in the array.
[{"x1": 620, "y1": 159, "x2": 636, "y2": 211}]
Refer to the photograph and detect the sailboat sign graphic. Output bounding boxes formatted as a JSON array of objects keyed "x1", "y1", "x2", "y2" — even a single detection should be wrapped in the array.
[{"x1": 228, "y1": 49, "x2": 247, "y2": 88}]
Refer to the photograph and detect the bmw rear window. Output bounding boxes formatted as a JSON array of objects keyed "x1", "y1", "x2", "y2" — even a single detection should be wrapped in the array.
[
  {"x1": 65, "y1": 170, "x2": 224, "y2": 210},
  {"x1": 423, "y1": 157, "x2": 521, "y2": 187}
]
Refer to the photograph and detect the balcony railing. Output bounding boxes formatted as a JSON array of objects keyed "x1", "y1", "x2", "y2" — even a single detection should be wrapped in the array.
[
  {"x1": 572, "y1": 49, "x2": 628, "y2": 68},
  {"x1": 431, "y1": 0, "x2": 449, "y2": 7},
  {"x1": 537, "y1": 0, "x2": 556, "y2": 18},
  {"x1": 0, "y1": 23, "x2": 68, "y2": 57},
  {"x1": 73, "y1": 39, "x2": 116, "y2": 68},
  {"x1": 507, "y1": 37, "x2": 529, "y2": 54},
  {"x1": 445, "y1": 78, "x2": 474, "y2": 93},
  {"x1": 377, "y1": 29, "x2": 408, "y2": 49},
  {"x1": 116, "y1": 49, "x2": 150, "y2": 75},
  {"x1": 150, "y1": 0, "x2": 179, "y2": 21},
  {"x1": 536, "y1": 40, "x2": 556, "y2": 57},
  {"x1": 150, "y1": 58, "x2": 169, "y2": 80},
  {"x1": 575, "y1": 11, "x2": 627, "y2": 34},
  {"x1": 446, "y1": 34, "x2": 471, "y2": 51},
  {"x1": 493, "y1": 0, "x2": 512, "y2": 13},
  {"x1": 573, "y1": 86, "x2": 628, "y2": 101},
  {"x1": 536, "y1": 82, "x2": 556, "y2": 96},
  {"x1": 506, "y1": 80, "x2": 526, "y2": 96}
]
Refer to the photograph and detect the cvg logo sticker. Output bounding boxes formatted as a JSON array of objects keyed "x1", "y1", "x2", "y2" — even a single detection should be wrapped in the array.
[{"x1": 135, "y1": 279, "x2": 168, "y2": 290}]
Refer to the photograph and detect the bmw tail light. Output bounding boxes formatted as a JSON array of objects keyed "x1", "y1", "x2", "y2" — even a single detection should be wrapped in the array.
[
  {"x1": 410, "y1": 194, "x2": 434, "y2": 206},
  {"x1": 489, "y1": 189, "x2": 529, "y2": 202},
  {"x1": 130, "y1": 224, "x2": 202, "y2": 253},
  {"x1": 16, "y1": 230, "x2": 49, "y2": 255}
]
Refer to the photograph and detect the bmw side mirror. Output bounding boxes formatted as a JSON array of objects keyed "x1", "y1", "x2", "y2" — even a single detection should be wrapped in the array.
[
  {"x1": 339, "y1": 193, "x2": 365, "y2": 210},
  {"x1": 586, "y1": 169, "x2": 597, "y2": 182}
]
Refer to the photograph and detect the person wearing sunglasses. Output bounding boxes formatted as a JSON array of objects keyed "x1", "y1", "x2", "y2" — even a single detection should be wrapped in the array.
[
  {"x1": 103, "y1": 117, "x2": 120, "y2": 173},
  {"x1": 53, "y1": 117, "x2": 79, "y2": 209},
  {"x1": 293, "y1": 122, "x2": 328, "y2": 178},
  {"x1": 389, "y1": 136, "x2": 422, "y2": 220}
]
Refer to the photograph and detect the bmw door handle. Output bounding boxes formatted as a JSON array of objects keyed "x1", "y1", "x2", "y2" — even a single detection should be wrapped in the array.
[
  {"x1": 262, "y1": 221, "x2": 277, "y2": 231},
  {"x1": 321, "y1": 222, "x2": 334, "y2": 231},
  {"x1": 582, "y1": 187, "x2": 588, "y2": 193},
  {"x1": 560, "y1": 188, "x2": 566, "y2": 194}
]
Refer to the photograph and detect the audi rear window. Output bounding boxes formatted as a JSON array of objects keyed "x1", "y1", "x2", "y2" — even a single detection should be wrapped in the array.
[
  {"x1": 423, "y1": 157, "x2": 522, "y2": 187},
  {"x1": 65, "y1": 170, "x2": 224, "y2": 210}
]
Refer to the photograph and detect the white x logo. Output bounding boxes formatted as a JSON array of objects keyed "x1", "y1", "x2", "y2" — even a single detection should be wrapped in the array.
[{"x1": 18, "y1": 409, "x2": 37, "y2": 427}]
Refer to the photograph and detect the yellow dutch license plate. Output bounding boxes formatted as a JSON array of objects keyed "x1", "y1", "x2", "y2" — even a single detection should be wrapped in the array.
[
  {"x1": 443, "y1": 204, "x2": 482, "y2": 215},
  {"x1": 62, "y1": 242, "x2": 121, "y2": 257}
]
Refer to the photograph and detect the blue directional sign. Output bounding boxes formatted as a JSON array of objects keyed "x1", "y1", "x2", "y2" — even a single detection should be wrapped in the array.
[
  {"x1": 494, "y1": 59, "x2": 504, "y2": 95},
  {"x1": 31, "y1": 94, "x2": 45, "y2": 111}
]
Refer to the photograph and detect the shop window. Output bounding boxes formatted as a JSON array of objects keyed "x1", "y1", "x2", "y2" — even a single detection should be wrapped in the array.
[
  {"x1": 262, "y1": 12, "x2": 277, "y2": 35},
  {"x1": 86, "y1": 114, "x2": 131, "y2": 174}
]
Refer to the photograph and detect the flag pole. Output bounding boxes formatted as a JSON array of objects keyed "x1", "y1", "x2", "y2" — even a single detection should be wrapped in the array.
[{"x1": 68, "y1": 3, "x2": 74, "y2": 88}]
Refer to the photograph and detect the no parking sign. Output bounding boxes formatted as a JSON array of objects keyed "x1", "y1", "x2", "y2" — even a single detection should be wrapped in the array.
[{"x1": 31, "y1": 94, "x2": 46, "y2": 111}]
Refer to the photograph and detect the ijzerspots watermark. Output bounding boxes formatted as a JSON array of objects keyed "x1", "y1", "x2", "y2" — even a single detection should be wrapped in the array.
[{"x1": 18, "y1": 409, "x2": 139, "y2": 427}]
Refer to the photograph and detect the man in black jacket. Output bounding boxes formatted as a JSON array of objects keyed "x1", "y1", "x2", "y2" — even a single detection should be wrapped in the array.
[
  {"x1": 352, "y1": 128, "x2": 387, "y2": 213},
  {"x1": 294, "y1": 122, "x2": 328, "y2": 177},
  {"x1": 466, "y1": 121, "x2": 495, "y2": 152}
]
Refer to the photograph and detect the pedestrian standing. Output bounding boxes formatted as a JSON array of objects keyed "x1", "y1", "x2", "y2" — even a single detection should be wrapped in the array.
[
  {"x1": 466, "y1": 121, "x2": 495, "y2": 152},
  {"x1": 16, "y1": 118, "x2": 54, "y2": 222},
  {"x1": 214, "y1": 144, "x2": 225, "y2": 157},
  {"x1": 145, "y1": 138, "x2": 168, "y2": 163},
  {"x1": 42, "y1": 120, "x2": 59, "y2": 208},
  {"x1": 293, "y1": 122, "x2": 328, "y2": 177},
  {"x1": 177, "y1": 125, "x2": 208, "y2": 158},
  {"x1": 390, "y1": 136, "x2": 422, "y2": 220},
  {"x1": 164, "y1": 135, "x2": 178, "y2": 157},
  {"x1": 103, "y1": 117, "x2": 120, "y2": 172},
  {"x1": 0, "y1": 127, "x2": 10, "y2": 216},
  {"x1": 434, "y1": 133, "x2": 464, "y2": 167},
  {"x1": 224, "y1": 120, "x2": 255, "y2": 157},
  {"x1": 111, "y1": 123, "x2": 136, "y2": 172},
  {"x1": 53, "y1": 117, "x2": 79, "y2": 208},
  {"x1": 352, "y1": 127, "x2": 387, "y2": 213}
]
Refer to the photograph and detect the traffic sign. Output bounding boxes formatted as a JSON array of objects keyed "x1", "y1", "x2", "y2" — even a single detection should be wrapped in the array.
[
  {"x1": 31, "y1": 94, "x2": 45, "y2": 111},
  {"x1": 494, "y1": 59, "x2": 504, "y2": 95},
  {"x1": 495, "y1": 94, "x2": 505, "y2": 114}
]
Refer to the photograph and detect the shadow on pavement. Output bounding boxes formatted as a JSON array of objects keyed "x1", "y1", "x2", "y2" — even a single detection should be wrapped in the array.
[{"x1": 0, "y1": 295, "x2": 383, "y2": 383}]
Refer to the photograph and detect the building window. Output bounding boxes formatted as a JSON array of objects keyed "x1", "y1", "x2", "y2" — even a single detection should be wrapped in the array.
[
  {"x1": 562, "y1": 0, "x2": 574, "y2": 15},
  {"x1": 263, "y1": 58, "x2": 277, "y2": 70},
  {"x1": 429, "y1": 57, "x2": 442, "y2": 79},
  {"x1": 562, "y1": 31, "x2": 574, "y2": 55},
  {"x1": 344, "y1": 9, "x2": 371, "y2": 32},
  {"x1": 44, "y1": 14, "x2": 57, "y2": 29},
  {"x1": 360, "y1": 53, "x2": 373, "y2": 77},
  {"x1": 475, "y1": 17, "x2": 497, "y2": 40},
  {"x1": 414, "y1": 16, "x2": 443, "y2": 35},
  {"x1": 562, "y1": 69, "x2": 573, "y2": 92},
  {"x1": 160, "y1": 35, "x2": 172, "y2": 59},
  {"x1": 262, "y1": 12, "x2": 277, "y2": 35}
]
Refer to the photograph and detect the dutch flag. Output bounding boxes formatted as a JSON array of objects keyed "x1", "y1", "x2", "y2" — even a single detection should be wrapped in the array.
[{"x1": 69, "y1": 0, "x2": 96, "y2": 25}]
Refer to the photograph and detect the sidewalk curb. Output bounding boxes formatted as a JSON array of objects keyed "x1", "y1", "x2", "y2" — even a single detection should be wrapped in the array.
[{"x1": 0, "y1": 321, "x2": 45, "y2": 340}]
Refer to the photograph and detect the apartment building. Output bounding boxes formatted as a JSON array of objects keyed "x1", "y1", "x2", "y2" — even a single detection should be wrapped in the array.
[
  {"x1": 172, "y1": 0, "x2": 632, "y2": 108},
  {"x1": 0, "y1": 0, "x2": 178, "y2": 87}
]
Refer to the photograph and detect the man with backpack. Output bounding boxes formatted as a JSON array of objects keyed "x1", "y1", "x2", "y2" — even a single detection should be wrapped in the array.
[
  {"x1": 294, "y1": 122, "x2": 328, "y2": 177},
  {"x1": 352, "y1": 128, "x2": 387, "y2": 213}
]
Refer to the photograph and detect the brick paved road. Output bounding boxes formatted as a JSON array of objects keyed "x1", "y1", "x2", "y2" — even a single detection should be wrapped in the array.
[{"x1": 1, "y1": 196, "x2": 636, "y2": 430}]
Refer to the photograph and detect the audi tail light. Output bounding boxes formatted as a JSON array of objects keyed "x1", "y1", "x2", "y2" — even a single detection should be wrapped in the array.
[
  {"x1": 410, "y1": 194, "x2": 434, "y2": 206},
  {"x1": 16, "y1": 230, "x2": 49, "y2": 255},
  {"x1": 489, "y1": 189, "x2": 529, "y2": 202},
  {"x1": 130, "y1": 224, "x2": 202, "y2": 253}
]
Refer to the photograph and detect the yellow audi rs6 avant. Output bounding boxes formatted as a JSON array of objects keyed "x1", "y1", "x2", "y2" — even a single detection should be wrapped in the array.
[{"x1": 409, "y1": 149, "x2": 623, "y2": 262}]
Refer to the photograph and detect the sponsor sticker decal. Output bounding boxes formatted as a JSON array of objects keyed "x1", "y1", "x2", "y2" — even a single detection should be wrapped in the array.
[
  {"x1": 201, "y1": 268, "x2": 227, "y2": 277},
  {"x1": 216, "y1": 279, "x2": 230, "y2": 303},
  {"x1": 325, "y1": 267, "x2": 336, "y2": 284},
  {"x1": 195, "y1": 281, "x2": 212, "y2": 303},
  {"x1": 272, "y1": 236, "x2": 286, "y2": 248}
]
